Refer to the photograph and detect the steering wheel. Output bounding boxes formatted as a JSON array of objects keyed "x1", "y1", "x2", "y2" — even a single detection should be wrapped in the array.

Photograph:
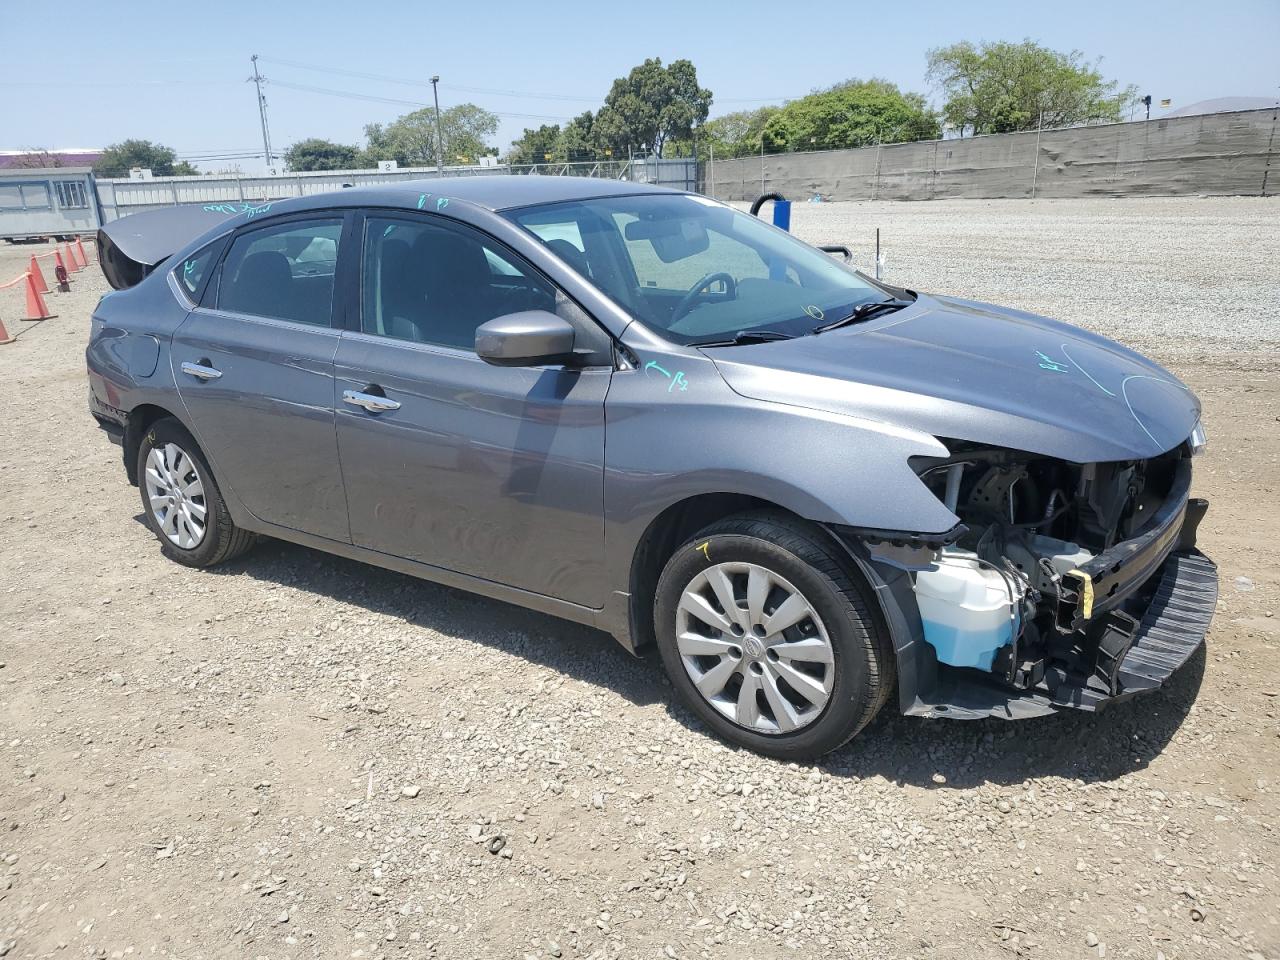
[{"x1": 671, "y1": 272, "x2": 737, "y2": 322}]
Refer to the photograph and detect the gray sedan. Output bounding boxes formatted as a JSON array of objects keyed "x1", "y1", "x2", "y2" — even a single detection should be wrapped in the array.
[{"x1": 87, "y1": 177, "x2": 1215, "y2": 758}]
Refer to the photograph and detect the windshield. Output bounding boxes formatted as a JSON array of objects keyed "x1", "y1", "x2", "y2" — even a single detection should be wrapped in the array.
[{"x1": 507, "y1": 193, "x2": 887, "y2": 345}]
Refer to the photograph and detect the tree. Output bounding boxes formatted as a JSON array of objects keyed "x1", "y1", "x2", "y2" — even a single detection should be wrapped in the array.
[
  {"x1": 172, "y1": 161, "x2": 200, "y2": 176},
  {"x1": 12, "y1": 149, "x2": 63, "y2": 169},
  {"x1": 701, "y1": 106, "x2": 782, "y2": 158},
  {"x1": 284, "y1": 138, "x2": 362, "y2": 172},
  {"x1": 592, "y1": 58, "x2": 712, "y2": 157},
  {"x1": 761, "y1": 79, "x2": 938, "y2": 153},
  {"x1": 926, "y1": 40, "x2": 1138, "y2": 135},
  {"x1": 559, "y1": 111, "x2": 600, "y2": 162},
  {"x1": 507, "y1": 124, "x2": 562, "y2": 164},
  {"x1": 364, "y1": 103, "x2": 499, "y2": 168},
  {"x1": 93, "y1": 139, "x2": 189, "y2": 177}
]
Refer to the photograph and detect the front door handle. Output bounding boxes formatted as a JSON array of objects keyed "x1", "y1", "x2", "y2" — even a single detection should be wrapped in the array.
[
  {"x1": 343, "y1": 389, "x2": 401, "y2": 413},
  {"x1": 181, "y1": 360, "x2": 222, "y2": 381}
]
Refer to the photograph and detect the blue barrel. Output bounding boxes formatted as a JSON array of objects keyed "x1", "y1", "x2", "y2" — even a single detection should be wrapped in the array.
[{"x1": 772, "y1": 199, "x2": 792, "y2": 232}]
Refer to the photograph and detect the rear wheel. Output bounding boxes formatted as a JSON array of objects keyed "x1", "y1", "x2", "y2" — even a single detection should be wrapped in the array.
[
  {"x1": 137, "y1": 418, "x2": 255, "y2": 568},
  {"x1": 654, "y1": 513, "x2": 892, "y2": 758}
]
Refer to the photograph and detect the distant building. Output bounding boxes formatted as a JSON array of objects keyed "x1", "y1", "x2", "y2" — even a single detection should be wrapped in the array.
[
  {"x1": 0, "y1": 148, "x2": 104, "y2": 170},
  {"x1": 0, "y1": 167, "x2": 103, "y2": 241}
]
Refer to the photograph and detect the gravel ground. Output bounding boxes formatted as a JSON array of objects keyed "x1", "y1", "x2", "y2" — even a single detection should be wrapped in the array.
[
  {"x1": 751, "y1": 195, "x2": 1280, "y2": 356},
  {"x1": 2, "y1": 196, "x2": 1278, "y2": 960}
]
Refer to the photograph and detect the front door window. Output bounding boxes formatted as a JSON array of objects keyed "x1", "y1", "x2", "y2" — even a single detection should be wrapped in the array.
[{"x1": 360, "y1": 216, "x2": 556, "y2": 349}]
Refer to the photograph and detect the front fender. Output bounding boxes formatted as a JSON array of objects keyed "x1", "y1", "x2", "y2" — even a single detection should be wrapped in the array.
[{"x1": 601, "y1": 341, "x2": 957, "y2": 600}]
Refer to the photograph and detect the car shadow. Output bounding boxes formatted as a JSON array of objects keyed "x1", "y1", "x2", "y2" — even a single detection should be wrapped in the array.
[
  {"x1": 190, "y1": 529, "x2": 1204, "y2": 789},
  {"x1": 822, "y1": 644, "x2": 1206, "y2": 789},
  {"x1": 199, "y1": 533, "x2": 668, "y2": 709}
]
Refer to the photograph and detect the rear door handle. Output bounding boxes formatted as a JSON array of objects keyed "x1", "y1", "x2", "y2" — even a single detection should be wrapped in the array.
[
  {"x1": 181, "y1": 360, "x2": 222, "y2": 381},
  {"x1": 342, "y1": 389, "x2": 401, "y2": 413}
]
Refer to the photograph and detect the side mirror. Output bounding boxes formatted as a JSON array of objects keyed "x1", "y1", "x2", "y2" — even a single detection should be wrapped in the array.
[{"x1": 475, "y1": 310, "x2": 577, "y2": 367}]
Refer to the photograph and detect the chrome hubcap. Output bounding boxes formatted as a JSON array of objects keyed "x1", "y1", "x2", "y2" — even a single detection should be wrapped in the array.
[
  {"x1": 675, "y1": 561, "x2": 834, "y2": 734},
  {"x1": 144, "y1": 442, "x2": 207, "y2": 549}
]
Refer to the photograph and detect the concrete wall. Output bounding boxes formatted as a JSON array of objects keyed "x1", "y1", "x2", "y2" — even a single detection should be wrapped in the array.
[{"x1": 707, "y1": 108, "x2": 1280, "y2": 202}]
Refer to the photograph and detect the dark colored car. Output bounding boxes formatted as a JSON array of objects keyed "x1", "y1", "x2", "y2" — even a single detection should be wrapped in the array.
[{"x1": 87, "y1": 177, "x2": 1215, "y2": 758}]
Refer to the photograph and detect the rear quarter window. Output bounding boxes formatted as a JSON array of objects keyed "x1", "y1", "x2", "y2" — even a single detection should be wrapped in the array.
[{"x1": 175, "y1": 241, "x2": 222, "y2": 302}]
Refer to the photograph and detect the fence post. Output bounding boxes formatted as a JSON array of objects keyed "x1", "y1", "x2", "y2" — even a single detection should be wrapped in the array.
[
  {"x1": 1031, "y1": 111, "x2": 1043, "y2": 200},
  {"x1": 872, "y1": 142, "x2": 881, "y2": 201},
  {"x1": 1262, "y1": 106, "x2": 1278, "y2": 197}
]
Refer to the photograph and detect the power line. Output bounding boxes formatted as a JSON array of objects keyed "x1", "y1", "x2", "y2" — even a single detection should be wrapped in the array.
[
  {"x1": 178, "y1": 152, "x2": 265, "y2": 161},
  {"x1": 447, "y1": 82, "x2": 598, "y2": 103},
  {"x1": 258, "y1": 55, "x2": 598, "y2": 102},
  {"x1": 4, "y1": 60, "x2": 805, "y2": 106},
  {"x1": 266, "y1": 78, "x2": 570, "y2": 120},
  {"x1": 716, "y1": 95, "x2": 807, "y2": 104},
  {"x1": 258, "y1": 54, "x2": 803, "y2": 107},
  {"x1": 1, "y1": 79, "x2": 236, "y2": 87}
]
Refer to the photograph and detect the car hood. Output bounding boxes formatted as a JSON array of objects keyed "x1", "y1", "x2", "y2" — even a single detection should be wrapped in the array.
[{"x1": 706, "y1": 295, "x2": 1199, "y2": 463}]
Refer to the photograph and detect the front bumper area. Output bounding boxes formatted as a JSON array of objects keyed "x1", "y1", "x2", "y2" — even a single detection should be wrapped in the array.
[
  {"x1": 905, "y1": 547, "x2": 1216, "y2": 720},
  {"x1": 1042, "y1": 548, "x2": 1216, "y2": 710}
]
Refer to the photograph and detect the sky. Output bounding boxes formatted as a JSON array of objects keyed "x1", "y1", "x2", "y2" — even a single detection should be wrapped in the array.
[{"x1": 4, "y1": 0, "x2": 1278, "y2": 173}]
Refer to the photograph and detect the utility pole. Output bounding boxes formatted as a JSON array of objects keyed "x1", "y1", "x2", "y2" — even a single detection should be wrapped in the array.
[
  {"x1": 250, "y1": 55, "x2": 274, "y2": 171},
  {"x1": 430, "y1": 76, "x2": 445, "y2": 175}
]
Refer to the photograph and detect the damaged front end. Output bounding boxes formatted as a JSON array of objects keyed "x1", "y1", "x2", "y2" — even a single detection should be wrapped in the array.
[{"x1": 844, "y1": 431, "x2": 1216, "y2": 720}]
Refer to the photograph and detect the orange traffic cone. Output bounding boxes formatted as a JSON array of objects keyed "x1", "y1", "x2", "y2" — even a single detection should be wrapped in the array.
[
  {"x1": 75, "y1": 236, "x2": 90, "y2": 267},
  {"x1": 28, "y1": 255, "x2": 48, "y2": 294},
  {"x1": 25, "y1": 272, "x2": 52, "y2": 319},
  {"x1": 64, "y1": 242, "x2": 81, "y2": 272}
]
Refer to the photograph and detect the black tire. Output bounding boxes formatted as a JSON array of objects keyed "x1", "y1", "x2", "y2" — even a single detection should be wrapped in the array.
[
  {"x1": 136, "y1": 417, "x2": 256, "y2": 568},
  {"x1": 654, "y1": 512, "x2": 893, "y2": 759}
]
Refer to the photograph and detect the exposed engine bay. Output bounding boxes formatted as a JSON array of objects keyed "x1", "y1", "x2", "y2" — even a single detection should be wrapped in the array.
[{"x1": 904, "y1": 439, "x2": 1206, "y2": 707}]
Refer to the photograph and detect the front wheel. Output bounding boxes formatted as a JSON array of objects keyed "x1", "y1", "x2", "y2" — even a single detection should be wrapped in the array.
[
  {"x1": 654, "y1": 513, "x2": 893, "y2": 759},
  {"x1": 137, "y1": 418, "x2": 256, "y2": 568}
]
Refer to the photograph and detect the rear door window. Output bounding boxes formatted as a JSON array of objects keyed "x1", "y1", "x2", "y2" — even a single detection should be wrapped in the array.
[{"x1": 216, "y1": 218, "x2": 344, "y2": 326}]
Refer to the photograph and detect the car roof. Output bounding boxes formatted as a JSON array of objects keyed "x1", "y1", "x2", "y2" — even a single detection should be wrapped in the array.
[
  {"x1": 332, "y1": 174, "x2": 685, "y2": 212},
  {"x1": 99, "y1": 175, "x2": 695, "y2": 284}
]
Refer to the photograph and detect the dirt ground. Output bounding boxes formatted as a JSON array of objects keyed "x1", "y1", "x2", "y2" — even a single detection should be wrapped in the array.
[{"x1": 1, "y1": 196, "x2": 1277, "y2": 960}]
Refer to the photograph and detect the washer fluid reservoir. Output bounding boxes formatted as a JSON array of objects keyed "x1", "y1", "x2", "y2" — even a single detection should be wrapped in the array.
[{"x1": 913, "y1": 549, "x2": 1020, "y2": 671}]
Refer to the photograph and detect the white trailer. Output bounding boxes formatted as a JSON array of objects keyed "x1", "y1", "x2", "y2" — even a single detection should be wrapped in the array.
[{"x1": 0, "y1": 167, "x2": 102, "y2": 242}]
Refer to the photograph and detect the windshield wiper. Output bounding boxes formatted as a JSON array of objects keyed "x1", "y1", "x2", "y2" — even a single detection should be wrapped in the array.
[
  {"x1": 812, "y1": 298, "x2": 913, "y2": 334},
  {"x1": 695, "y1": 330, "x2": 797, "y2": 347}
]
